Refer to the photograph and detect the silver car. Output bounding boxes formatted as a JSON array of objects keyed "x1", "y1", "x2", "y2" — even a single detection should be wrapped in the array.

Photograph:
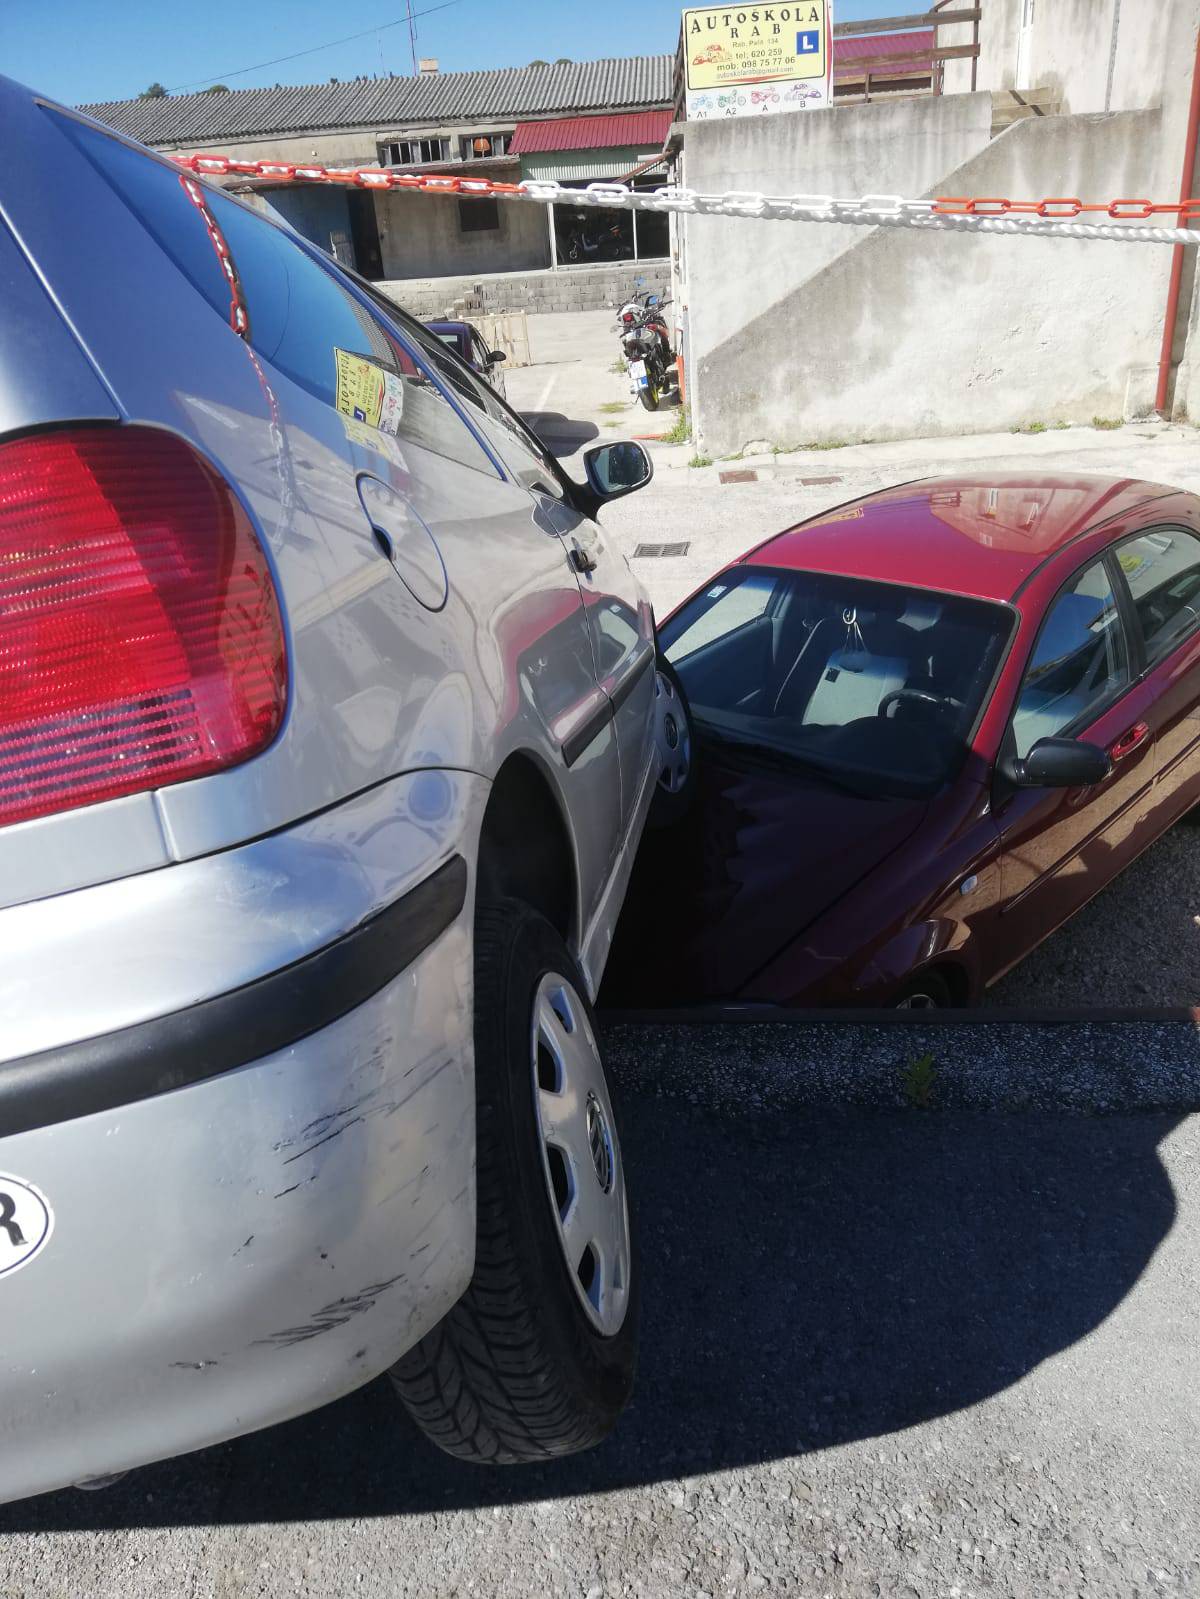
[{"x1": 0, "y1": 78, "x2": 673, "y2": 1502}]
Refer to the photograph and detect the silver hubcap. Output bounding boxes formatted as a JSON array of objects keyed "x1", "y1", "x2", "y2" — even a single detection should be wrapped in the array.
[
  {"x1": 654, "y1": 669, "x2": 691, "y2": 796},
  {"x1": 897, "y1": 992, "x2": 939, "y2": 1009},
  {"x1": 531, "y1": 973, "x2": 631, "y2": 1336}
]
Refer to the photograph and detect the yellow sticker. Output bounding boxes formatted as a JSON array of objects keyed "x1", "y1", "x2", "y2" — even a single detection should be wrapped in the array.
[{"x1": 334, "y1": 348, "x2": 386, "y2": 429}]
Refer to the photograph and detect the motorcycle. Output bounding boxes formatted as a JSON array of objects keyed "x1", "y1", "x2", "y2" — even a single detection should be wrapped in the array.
[
  {"x1": 616, "y1": 291, "x2": 674, "y2": 411},
  {"x1": 563, "y1": 218, "x2": 625, "y2": 263}
]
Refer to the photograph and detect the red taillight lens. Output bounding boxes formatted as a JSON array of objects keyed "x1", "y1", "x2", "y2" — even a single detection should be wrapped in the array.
[
  {"x1": 622, "y1": 312, "x2": 635, "y2": 324},
  {"x1": 0, "y1": 426, "x2": 287, "y2": 827}
]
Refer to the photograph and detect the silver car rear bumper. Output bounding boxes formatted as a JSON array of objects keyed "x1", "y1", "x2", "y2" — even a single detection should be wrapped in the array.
[{"x1": 0, "y1": 771, "x2": 487, "y2": 1504}]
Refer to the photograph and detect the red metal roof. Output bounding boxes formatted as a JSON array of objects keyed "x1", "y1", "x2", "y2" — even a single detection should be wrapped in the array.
[
  {"x1": 834, "y1": 28, "x2": 934, "y2": 77},
  {"x1": 510, "y1": 110, "x2": 672, "y2": 155}
]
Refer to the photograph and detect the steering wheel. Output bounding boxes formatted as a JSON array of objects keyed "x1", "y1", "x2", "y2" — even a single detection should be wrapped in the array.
[{"x1": 878, "y1": 687, "x2": 962, "y2": 720}]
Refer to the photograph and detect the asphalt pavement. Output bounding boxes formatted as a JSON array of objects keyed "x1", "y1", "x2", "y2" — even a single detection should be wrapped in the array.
[{"x1": 3, "y1": 1099, "x2": 1198, "y2": 1599}]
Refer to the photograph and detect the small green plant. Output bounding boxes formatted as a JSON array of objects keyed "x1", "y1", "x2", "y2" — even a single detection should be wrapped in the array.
[
  {"x1": 1054, "y1": 419, "x2": 1070, "y2": 429},
  {"x1": 688, "y1": 453, "x2": 713, "y2": 468},
  {"x1": 801, "y1": 439, "x2": 850, "y2": 451},
  {"x1": 1092, "y1": 415, "x2": 1123, "y2": 430},
  {"x1": 902, "y1": 1052, "x2": 937, "y2": 1109},
  {"x1": 608, "y1": 359, "x2": 627, "y2": 375},
  {"x1": 598, "y1": 401, "x2": 627, "y2": 415},
  {"x1": 1010, "y1": 420, "x2": 1047, "y2": 434},
  {"x1": 661, "y1": 407, "x2": 691, "y2": 446},
  {"x1": 603, "y1": 420, "x2": 622, "y2": 429},
  {"x1": 720, "y1": 450, "x2": 745, "y2": 462}
]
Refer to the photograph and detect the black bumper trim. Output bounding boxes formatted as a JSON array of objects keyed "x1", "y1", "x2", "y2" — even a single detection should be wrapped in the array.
[{"x1": 0, "y1": 854, "x2": 468, "y2": 1139}]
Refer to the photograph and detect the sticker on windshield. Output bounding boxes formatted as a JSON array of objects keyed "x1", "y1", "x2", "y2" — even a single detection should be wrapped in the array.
[
  {"x1": 0, "y1": 1174, "x2": 53, "y2": 1280},
  {"x1": 334, "y1": 349, "x2": 406, "y2": 435}
]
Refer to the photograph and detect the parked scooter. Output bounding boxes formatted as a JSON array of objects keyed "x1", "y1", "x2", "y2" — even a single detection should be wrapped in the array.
[
  {"x1": 563, "y1": 218, "x2": 625, "y2": 262},
  {"x1": 616, "y1": 291, "x2": 675, "y2": 411}
]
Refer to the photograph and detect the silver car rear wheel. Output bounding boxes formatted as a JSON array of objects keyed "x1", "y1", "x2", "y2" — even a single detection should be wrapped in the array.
[{"x1": 391, "y1": 900, "x2": 638, "y2": 1463}]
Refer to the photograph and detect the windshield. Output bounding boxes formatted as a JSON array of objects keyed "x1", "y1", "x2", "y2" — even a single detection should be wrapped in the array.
[{"x1": 660, "y1": 566, "x2": 1012, "y2": 797}]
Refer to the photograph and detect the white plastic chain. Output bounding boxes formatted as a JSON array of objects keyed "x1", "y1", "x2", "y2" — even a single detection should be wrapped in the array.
[{"x1": 509, "y1": 179, "x2": 1200, "y2": 247}]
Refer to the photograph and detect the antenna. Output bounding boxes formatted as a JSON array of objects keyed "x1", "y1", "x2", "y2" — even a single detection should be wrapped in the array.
[{"x1": 407, "y1": 0, "x2": 418, "y2": 73}]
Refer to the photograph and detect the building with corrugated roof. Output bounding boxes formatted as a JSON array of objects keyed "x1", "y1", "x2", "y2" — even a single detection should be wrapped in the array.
[{"x1": 81, "y1": 56, "x2": 675, "y2": 281}]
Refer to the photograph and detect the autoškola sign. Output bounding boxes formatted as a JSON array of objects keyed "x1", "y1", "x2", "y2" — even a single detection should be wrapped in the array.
[{"x1": 682, "y1": 3, "x2": 832, "y2": 119}]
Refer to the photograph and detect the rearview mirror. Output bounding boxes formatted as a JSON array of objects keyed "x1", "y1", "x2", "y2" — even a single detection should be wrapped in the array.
[
  {"x1": 487, "y1": 349, "x2": 506, "y2": 365},
  {"x1": 1004, "y1": 736, "x2": 1111, "y2": 788},
  {"x1": 582, "y1": 440, "x2": 653, "y2": 503}
]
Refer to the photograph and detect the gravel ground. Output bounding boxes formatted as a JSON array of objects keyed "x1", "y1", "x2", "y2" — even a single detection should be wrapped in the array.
[
  {"x1": 603, "y1": 1016, "x2": 1200, "y2": 1114},
  {"x1": 3, "y1": 1100, "x2": 1197, "y2": 1598}
]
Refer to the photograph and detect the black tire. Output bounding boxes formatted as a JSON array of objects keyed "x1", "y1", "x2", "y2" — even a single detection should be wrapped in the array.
[
  {"x1": 637, "y1": 385, "x2": 660, "y2": 411},
  {"x1": 647, "y1": 655, "x2": 698, "y2": 830},
  {"x1": 390, "y1": 900, "x2": 638, "y2": 1463},
  {"x1": 895, "y1": 969, "x2": 953, "y2": 1009}
]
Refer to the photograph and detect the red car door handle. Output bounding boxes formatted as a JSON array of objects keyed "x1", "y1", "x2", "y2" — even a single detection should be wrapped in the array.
[{"x1": 1109, "y1": 722, "x2": 1150, "y2": 760}]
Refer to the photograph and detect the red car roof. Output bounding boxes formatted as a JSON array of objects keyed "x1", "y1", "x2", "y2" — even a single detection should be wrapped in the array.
[{"x1": 744, "y1": 474, "x2": 1179, "y2": 603}]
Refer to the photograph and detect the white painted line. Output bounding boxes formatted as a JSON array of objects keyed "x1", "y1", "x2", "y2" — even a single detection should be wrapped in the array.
[{"x1": 535, "y1": 372, "x2": 557, "y2": 411}]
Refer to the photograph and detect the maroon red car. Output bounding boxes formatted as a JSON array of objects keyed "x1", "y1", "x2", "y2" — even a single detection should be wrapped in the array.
[{"x1": 604, "y1": 473, "x2": 1200, "y2": 1009}]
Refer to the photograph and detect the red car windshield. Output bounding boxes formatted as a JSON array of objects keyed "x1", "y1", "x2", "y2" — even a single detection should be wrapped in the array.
[{"x1": 660, "y1": 566, "x2": 1013, "y2": 797}]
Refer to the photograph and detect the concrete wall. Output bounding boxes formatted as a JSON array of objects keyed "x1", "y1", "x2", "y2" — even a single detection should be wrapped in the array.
[
  {"x1": 681, "y1": 91, "x2": 995, "y2": 427},
  {"x1": 941, "y1": 0, "x2": 1021, "y2": 95},
  {"x1": 376, "y1": 258, "x2": 670, "y2": 318},
  {"x1": 942, "y1": 0, "x2": 1199, "y2": 114},
  {"x1": 260, "y1": 183, "x2": 352, "y2": 254},
  {"x1": 691, "y1": 109, "x2": 1172, "y2": 455},
  {"x1": 373, "y1": 188, "x2": 550, "y2": 279},
  {"x1": 159, "y1": 128, "x2": 383, "y2": 165}
]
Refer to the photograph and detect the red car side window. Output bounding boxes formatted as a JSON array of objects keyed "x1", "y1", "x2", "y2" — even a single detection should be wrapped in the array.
[
  {"x1": 1011, "y1": 559, "x2": 1128, "y2": 758},
  {"x1": 1114, "y1": 527, "x2": 1200, "y2": 667}
]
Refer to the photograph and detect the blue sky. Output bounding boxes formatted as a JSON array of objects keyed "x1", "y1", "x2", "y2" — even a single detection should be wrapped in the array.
[{"x1": 2, "y1": 0, "x2": 899, "y2": 106}]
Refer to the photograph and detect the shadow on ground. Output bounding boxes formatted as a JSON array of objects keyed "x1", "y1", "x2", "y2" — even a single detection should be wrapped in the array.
[
  {"x1": 1, "y1": 1104, "x2": 1178, "y2": 1529},
  {"x1": 518, "y1": 411, "x2": 600, "y2": 457}
]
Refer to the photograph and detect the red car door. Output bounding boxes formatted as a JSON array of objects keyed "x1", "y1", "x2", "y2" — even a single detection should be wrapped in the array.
[
  {"x1": 989, "y1": 552, "x2": 1157, "y2": 983},
  {"x1": 1110, "y1": 525, "x2": 1200, "y2": 836}
]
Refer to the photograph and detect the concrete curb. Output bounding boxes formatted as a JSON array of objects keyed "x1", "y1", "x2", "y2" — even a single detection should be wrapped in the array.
[{"x1": 601, "y1": 1018, "x2": 1200, "y2": 1115}]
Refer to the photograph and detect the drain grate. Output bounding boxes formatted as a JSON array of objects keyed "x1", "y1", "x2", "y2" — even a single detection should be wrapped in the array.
[{"x1": 633, "y1": 541, "x2": 691, "y2": 558}]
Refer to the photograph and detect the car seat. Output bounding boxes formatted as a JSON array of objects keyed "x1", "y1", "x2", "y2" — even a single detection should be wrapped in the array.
[{"x1": 782, "y1": 605, "x2": 919, "y2": 725}]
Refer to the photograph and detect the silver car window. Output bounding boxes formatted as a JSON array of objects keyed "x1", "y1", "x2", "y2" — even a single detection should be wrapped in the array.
[
  {"x1": 50, "y1": 108, "x2": 497, "y2": 479},
  {"x1": 397, "y1": 315, "x2": 567, "y2": 499}
]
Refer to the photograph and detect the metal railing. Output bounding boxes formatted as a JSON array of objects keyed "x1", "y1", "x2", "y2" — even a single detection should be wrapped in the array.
[{"x1": 832, "y1": 7, "x2": 981, "y2": 100}]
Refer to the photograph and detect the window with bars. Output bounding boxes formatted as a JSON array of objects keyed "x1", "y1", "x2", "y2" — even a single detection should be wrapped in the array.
[
  {"x1": 380, "y1": 137, "x2": 451, "y2": 166},
  {"x1": 459, "y1": 132, "x2": 510, "y2": 160}
]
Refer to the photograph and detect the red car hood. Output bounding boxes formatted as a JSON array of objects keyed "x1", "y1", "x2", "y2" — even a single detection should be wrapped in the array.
[{"x1": 602, "y1": 742, "x2": 928, "y2": 1006}]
